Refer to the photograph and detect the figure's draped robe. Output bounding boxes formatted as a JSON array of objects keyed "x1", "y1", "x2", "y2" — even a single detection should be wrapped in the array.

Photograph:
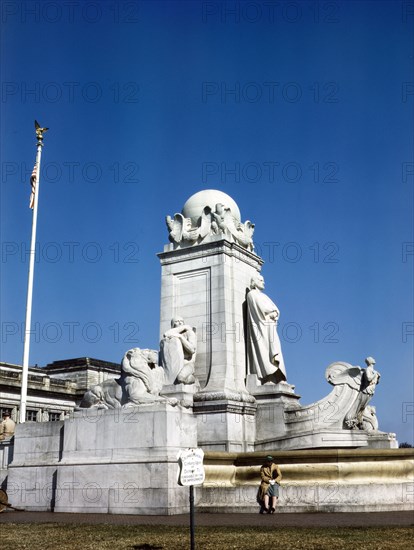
[
  {"x1": 246, "y1": 288, "x2": 287, "y2": 383},
  {"x1": 160, "y1": 337, "x2": 184, "y2": 385}
]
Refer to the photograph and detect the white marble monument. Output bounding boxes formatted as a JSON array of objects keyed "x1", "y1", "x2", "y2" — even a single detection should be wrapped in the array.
[
  {"x1": 3, "y1": 188, "x2": 405, "y2": 516},
  {"x1": 158, "y1": 189, "x2": 393, "y2": 451},
  {"x1": 160, "y1": 189, "x2": 265, "y2": 451}
]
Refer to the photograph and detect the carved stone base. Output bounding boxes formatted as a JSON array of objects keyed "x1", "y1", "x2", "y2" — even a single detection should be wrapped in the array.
[
  {"x1": 160, "y1": 383, "x2": 198, "y2": 408},
  {"x1": 246, "y1": 374, "x2": 301, "y2": 404},
  {"x1": 245, "y1": 374, "x2": 302, "y2": 443},
  {"x1": 193, "y1": 390, "x2": 257, "y2": 452},
  {"x1": 8, "y1": 405, "x2": 197, "y2": 514}
]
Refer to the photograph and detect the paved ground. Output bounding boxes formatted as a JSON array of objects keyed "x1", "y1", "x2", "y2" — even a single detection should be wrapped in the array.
[{"x1": 0, "y1": 510, "x2": 413, "y2": 527}]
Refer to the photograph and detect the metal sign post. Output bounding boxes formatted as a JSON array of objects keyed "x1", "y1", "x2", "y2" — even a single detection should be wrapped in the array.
[
  {"x1": 189, "y1": 484, "x2": 195, "y2": 550},
  {"x1": 177, "y1": 448, "x2": 205, "y2": 550}
]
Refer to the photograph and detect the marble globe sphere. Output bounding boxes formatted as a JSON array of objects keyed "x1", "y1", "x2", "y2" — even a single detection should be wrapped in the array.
[{"x1": 181, "y1": 189, "x2": 241, "y2": 224}]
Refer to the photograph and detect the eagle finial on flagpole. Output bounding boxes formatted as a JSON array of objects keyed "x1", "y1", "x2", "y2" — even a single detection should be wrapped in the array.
[{"x1": 34, "y1": 120, "x2": 49, "y2": 145}]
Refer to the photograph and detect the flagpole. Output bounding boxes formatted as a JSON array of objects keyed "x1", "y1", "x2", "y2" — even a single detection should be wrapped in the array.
[{"x1": 19, "y1": 121, "x2": 48, "y2": 423}]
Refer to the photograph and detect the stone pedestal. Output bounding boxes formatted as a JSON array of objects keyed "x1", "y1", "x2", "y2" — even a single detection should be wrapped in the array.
[
  {"x1": 193, "y1": 391, "x2": 257, "y2": 452},
  {"x1": 159, "y1": 237, "x2": 263, "y2": 451},
  {"x1": 245, "y1": 374, "x2": 301, "y2": 446},
  {"x1": 160, "y1": 382, "x2": 197, "y2": 408},
  {"x1": 55, "y1": 405, "x2": 196, "y2": 514},
  {"x1": 8, "y1": 405, "x2": 197, "y2": 514}
]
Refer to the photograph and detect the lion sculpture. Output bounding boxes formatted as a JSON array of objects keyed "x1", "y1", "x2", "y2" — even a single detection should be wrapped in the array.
[{"x1": 79, "y1": 348, "x2": 175, "y2": 409}]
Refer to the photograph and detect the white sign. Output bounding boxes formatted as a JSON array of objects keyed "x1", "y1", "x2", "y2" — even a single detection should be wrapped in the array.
[{"x1": 177, "y1": 448, "x2": 205, "y2": 486}]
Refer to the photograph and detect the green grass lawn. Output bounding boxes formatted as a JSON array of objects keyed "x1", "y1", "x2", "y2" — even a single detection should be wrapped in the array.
[{"x1": 1, "y1": 524, "x2": 413, "y2": 550}]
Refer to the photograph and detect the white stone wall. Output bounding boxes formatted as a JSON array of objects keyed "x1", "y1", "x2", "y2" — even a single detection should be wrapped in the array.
[{"x1": 7, "y1": 405, "x2": 198, "y2": 514}]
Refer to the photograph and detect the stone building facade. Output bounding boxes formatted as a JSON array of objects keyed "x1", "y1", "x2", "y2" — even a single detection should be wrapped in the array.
[{"x1": 0, "y1": 358, "x2": 120, "y2": 422}]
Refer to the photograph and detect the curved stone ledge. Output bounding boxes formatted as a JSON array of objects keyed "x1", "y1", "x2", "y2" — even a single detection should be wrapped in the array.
[
  {"x1": 197, "y1": 449, "x2": 414, "y2": 512},
  {"x1": 204, "y1": 448, "x2": 413, "y2": 463},
  {"x1": 202, "y1": 449, "x2": 414, "y2": 485}
]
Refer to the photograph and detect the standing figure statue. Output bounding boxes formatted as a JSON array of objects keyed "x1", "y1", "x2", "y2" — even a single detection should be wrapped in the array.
[
  {"x1": 360, "y1": 357, "x2": 380, "y2": 398},
  {"x1": 246, "y1": 274, "x2": 287, "y2": 384},
  {"x1": 160, "y1": 317, "x2": 197, "y2": 385},
  {"x1": 354, "y1": 356, "x2": 380, "y2": 429},
  {"x1": 323, "y1": 356, "x2": 381, "y2": 430}
]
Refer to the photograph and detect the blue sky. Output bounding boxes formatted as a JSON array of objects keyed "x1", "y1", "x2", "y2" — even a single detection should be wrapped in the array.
[{"x1": 1, "y1": 0, "x2": 413, "y2": 443}]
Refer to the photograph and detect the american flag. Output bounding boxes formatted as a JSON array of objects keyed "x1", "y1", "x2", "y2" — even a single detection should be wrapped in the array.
[{"x1": 29, "y1": 163, "x2": 37, "y2": 209}]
